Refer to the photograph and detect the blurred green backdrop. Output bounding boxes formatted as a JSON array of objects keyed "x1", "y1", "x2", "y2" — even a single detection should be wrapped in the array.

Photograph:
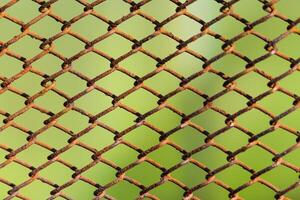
[{"x1": 0, "y1": 0, "x2": 300, "y2": 199}]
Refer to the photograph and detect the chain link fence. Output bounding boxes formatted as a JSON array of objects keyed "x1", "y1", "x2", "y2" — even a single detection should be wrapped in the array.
[{"x1": 0, "y1": 0, "x2": 300, "y2": 199}]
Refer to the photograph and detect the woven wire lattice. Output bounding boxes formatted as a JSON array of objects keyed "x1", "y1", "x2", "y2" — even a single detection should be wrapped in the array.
[{"x1": 0, "y1": 0, "x2": 300, "y2": 199}]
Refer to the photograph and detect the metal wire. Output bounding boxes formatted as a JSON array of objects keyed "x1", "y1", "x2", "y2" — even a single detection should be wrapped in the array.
[{"x1": 0, "y1": 0, "x2": 300, "y2": 199}]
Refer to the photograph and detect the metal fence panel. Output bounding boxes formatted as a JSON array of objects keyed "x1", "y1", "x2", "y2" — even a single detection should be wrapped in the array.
[{"x1": 0, "y1": 0, "x2": 300, "y2": 199}]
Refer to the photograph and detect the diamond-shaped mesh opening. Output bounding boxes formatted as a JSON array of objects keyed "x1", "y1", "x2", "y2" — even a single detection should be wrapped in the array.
[
  {"x1": 37, "y1": 127, "x2": 69, "y2": 150},
  {"x1": 0, "y1": 90, "x2": 24, "y2": 113},
  {"x1": 145, "y1": 71, "x2": 180, "y2": 95},
  {"x1": 32, "y1": 53, "x2": 62, "y2": 74},
  {"x1": 235, "y1": 34, "x2": 268, "y2": 59},
  {"x1": 210, "y1": 16, "x2": 245, "y2": 38},
  {"x1": 62, "y1": 179, "x2": 95, "y2": 199},
  {"x1": 102, "y1": 144, "x2": 138, "y2": 167},
  {"x1": 216, "y1": 164, "x2": 251, "y2": 188},
  {"x1": 126, "y1": 161, "x2": 161, "y2": 186},
  {"x1": 236, "y1": 71, "x2": 270, "y2": 97},
  {"x1": 189, "y1": 35, "x2": 223, "y2": 58},
  {"x1": 122, "y1": 89, "x2": 158, "y2": 113},
  {"x1": 212, "y1": 53, "x2": 246, "y2": 76},
  {"x1": 55, "y1": 72, "x2": 87, "y2": 96},
  {"x1": 13, "y1": 108, "x2": 48, "y2": 132},
  {"x1": 59, "y1": 145, "x2": 93, "y2": 168},
  {"x1": 0, "y1": 127, "x2": 27, "y2": 149},
  {"x1": 30, "y1": 16, "x2": 61, "y2": 38},
  {"x1": 239, "y1": 182, "x2": 275, "y2": 199},
  {"x1": 214, "y1": 128, "x2": 248, "y2": 151},
  {"x1": 93, "y1": 0, "x2": 130, "y2": 21},
  {"x1": 51, "y1": 0, "x2": 83, "y2": 21},
  {"x1": 106, "y1": 180, "x2": 140, "y2": 199},
  {"x1": 94, "y1": 34, "x2": 132, "y2": 58},
  {"x1": 260, "y1": 165, "x2": 298, "y2": 189},
  {"x1": 237, "y1": 145, "x2": 273, "y2": 171},
  {"x1": 71, "y1": 15, "x2": 108, "y2": 40},
  {"x1": 82, "y1": 161, "x2": 116, "y2": 185},
  {"x1": 147, "y1": 145, "x2": 182, "y2": 168},
  {"x1": 100, "y1": 107, "x2": 136, "y2": 131},
  {"x1": 75, "y1": 90, "x2": 112, "y2": 114},
  {"x1": 143, "y1": 34, "x2": 178, "y2": 58},
  {"x1": 283, "y1": 146, "x2": 300, "y2": 167},
  {"x1": 213, "y1": 91, "x2": 247, "y2": 113},
  {"x1": 119, "y1": 52, "x2": 156, "y2": 77},
  {"x1": 259, "y1": 128, "x2": 297, "y2": 152},
  {"x1": 279, "y1": 109, "x2": 300, "y2": 130},
  {"x1": 10, "y1": 72, "x2": 43, "y2": 95},
  {"x1": 189, "y1": 72, "x2": 224, "y2": 96},
  {"x1": 20, "y1": 180, "x2": 52, "y2": 200},
  {"x1": 1, "y1": 0, "x2": 300, "y2": 199},
  {"x1": 187, "y1": 0, "x2": 221, "y2": 22},
  {"x1": 0, "y1": 162, "x2": 30, "y2": 185},
  {"x1": 150, "y1": 181, "x2": 184, "y2": 199},
  {"x1": 146, "y1": 108, "x2": 181, "y2": 132},
  {"x1": 0, "y1": 55, "x2": 23, "y2": 77},
  {"x1": 169, "y1": 126, "x2": 206, "y2": 151},
  {"x1": 57, "y1": 110, "x2": 89, "y2": 133},
  {"x1": 167, "y1": 52, "x2": 204, "y2": 77},
  {"x1": 52, "y1": 34, "x2": 84, "y2": 58},
  {"x1": 259, "y1": 91, "x2": 294, "y2": 115},
  {"x1": 5, "y1": 0, "x2": 40, "y2": 22},
  {"x1": 277, "y1": 33, "x2": 300, "y2": 58},
  {"x1": 94, "y1": 70, "x2": 134, "y2": 95},
  {"x1": 236, "y1": 109, "x2": 270, "y2": 133},
  {"x1": 192, "y1": 109, "x2": 226, "y2": 133},
  {"x1": 234, "y1": 1, "x2": 267, "y2": 21},
  {"x1": 140, "y1": 0, "x2": 176, "y2": 21},
  {"x1": 34, "y1": 90, "x2": 65, "y2": 113},
  {"x1": 77, "y1": 126, "x2": 114, "y2": 150},
  {"x1": 255, "y1": 55, "x2": 290, "y2": 77},
  {"x1": 254, "y1": 17, "x2": 288, "y2": 39},
  {"x1": 276, "y1": 0, "x2": 300, "y2": 20},
  {"x1": 279, "y1": 71, "x2": 300, "y2": 96},
  {"x1": 9, "y1": 36, "x2": 41, "y2": 59},
  {"x1": 72, "y1": 52, "x2": 110, "y2": 77},
  {"x1": 193, "y1": 182, "x2": 229, "y2": 200},
  {"x1": 0, "y1": 18, "x2": 20, "y2": 41},
  {"x1": 164, "y1": 15, "x2": 200, "y2": 40},
  {"x1": 16, "y1": 144, "x2": 49, "y2": 166},
  {"x1": 192, "y1": 147, "x2": 227, "y2": 169},
  {"x1": 167, "y1": 90, "x2": 204, "y2": 114},
  {"x1": 171, "y1": 163, "x2": 206, "y2": 187},
  {"x1": 123, "y1": 125, "x2": 158, "y2": 150},
  {"x1": 118, "y1": 15, "x2": 154, "y2": 40}
]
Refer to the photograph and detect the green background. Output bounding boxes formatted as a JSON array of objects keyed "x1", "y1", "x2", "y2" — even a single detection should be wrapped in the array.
[{"x1": 0, "y1": 0, "x2": 299, "y2": 199}]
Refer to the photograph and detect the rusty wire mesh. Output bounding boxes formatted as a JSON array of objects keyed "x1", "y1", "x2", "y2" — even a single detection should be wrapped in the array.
[{"x1": 0, "y1": 0, "x2": 300, "y2": 199}]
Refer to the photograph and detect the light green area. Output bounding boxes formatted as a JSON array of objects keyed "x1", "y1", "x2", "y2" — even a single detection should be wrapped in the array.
[{"x1": 0, "y1": 0, "x2": 300, "y2": 199}]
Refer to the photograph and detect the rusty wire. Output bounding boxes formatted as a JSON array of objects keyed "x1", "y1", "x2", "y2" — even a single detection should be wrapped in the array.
[{"x1": 0, "y1": 0, "x2": 300, "y2": 199}]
